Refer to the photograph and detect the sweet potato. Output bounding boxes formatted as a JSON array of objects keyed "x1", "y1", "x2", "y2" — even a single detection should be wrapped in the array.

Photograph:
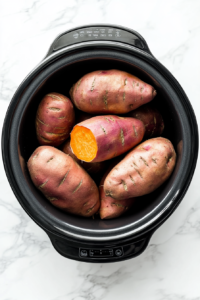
[
  {"x1": 61, "y1": 139, "x2": 107, "y2": 175},
  {"x1": 69, "y1": 70, "x2": 157, "y2": 114},
  {"x1": 127, "y1": 104, "x2": 164, "y2": 138},
  {"x1": 36, "y1": 92, "x2": 75, "y2": 147},
  {"x1": 27, "y1": 146, "x2": 100, "y2": 217},
  {"x1": 99, "y1": 166, "x2": 135, "y2": 219},
  {"x1": 70, "y1": 115, "x2": 145, "y2": 163},
  {"x1": 104, "y1": 137, "x2": 176, "y2": 200}
]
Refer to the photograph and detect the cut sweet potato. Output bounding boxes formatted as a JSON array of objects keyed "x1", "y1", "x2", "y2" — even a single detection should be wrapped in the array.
[{"x1": 70, "y1": 115, "x2": 145, "y2": 163}]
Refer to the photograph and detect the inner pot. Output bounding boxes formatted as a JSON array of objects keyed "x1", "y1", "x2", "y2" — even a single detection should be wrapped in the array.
[{"x1": 4, "y1": 46, "x2": 198, "y2": 242}]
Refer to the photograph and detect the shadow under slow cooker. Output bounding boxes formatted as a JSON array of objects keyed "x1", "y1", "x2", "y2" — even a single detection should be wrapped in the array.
[{"x1": 18, "y1": 56, "x2": 183, "y2": 231}]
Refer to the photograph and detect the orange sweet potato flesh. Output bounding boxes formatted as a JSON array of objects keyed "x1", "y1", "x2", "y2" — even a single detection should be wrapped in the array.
[
  {"x1": 99, "y1": 165, "x2": 135, "y2": 220},
  {"x1": 27, "y1": 146, "x2": 100, "y2": 217},
  {"x1": 70, "y1": 70, "x2": 157, "y2": 114},
  {"x1": 104, "y1": 137, "x2": 176, "y2": 200},
  {"x1": 71, "y1": 126, "x2": 97, "y2": 162},
  {"x1": 36, "y1": 92, "x2": 75, "y2": 147},
  {"x1": 70, "y1": 115, "x2": 145, "y2": 163},
  {"x1": 61, "y1": 139, "x2": 107, "y2": 176},
  {"x1": 127, "y1": 103, "x2": 164, "y2": 138}
]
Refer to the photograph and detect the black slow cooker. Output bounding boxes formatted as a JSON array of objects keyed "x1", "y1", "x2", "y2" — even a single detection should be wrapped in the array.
[{"x1": 2, "y1": 24, "x2": 198, "y2": 263}]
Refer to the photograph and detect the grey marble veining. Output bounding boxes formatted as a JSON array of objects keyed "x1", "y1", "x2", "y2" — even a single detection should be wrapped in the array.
[{"x1": 1, "y1": 0, "x2": 200, "y2": 299}]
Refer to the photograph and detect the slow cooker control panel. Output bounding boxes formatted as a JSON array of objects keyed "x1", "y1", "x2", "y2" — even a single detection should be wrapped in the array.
[
  {"x1": 80, "y1": 247, "x2": 123, "y2": 258},
  {"x1": 49, "y1": 26, "x2": 146, "y2": 54},
  {"x1": 49, "y1": 235, "x2": 148, "y2": 262}
]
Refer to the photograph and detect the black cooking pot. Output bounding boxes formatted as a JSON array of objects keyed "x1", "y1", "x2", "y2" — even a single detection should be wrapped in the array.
[{"x1": 2, "y1": 24, "x2": 198, "y2": 263}]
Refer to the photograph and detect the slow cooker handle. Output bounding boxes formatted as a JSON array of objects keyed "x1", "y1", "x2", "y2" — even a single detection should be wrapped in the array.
[
  {"x1": 47, "y1": 231, "x2": 153, "y2": 263},
  {"x1": 45, "y1": 25, "x2": 153, "y2": 57}
]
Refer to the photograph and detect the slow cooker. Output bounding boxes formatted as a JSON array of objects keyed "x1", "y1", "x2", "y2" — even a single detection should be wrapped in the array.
[{"x1": 2, "y1": 24, "x2": 198, "y2": 263}]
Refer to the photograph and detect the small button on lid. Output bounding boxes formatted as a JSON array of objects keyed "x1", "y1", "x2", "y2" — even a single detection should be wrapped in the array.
[
  {"x1": 80, "y1": 249, "x2": 88, "y2": 257},
  {"x1": 115, "y1": 249, "x2": 123, "y2": 256}
]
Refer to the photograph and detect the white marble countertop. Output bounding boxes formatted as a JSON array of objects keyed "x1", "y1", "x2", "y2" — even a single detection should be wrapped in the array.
[{"x1": 1, "y1": 0, "x2": 200, "y2": 299}]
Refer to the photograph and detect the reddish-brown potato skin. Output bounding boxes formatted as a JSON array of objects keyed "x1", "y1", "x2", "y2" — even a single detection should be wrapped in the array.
[
  {"x1": 36, "y1": 92, "x2": 75, "y2": 147},
  {"x1": 27, "y1": 146, "x2": 100, "y2": 217},
  {"x1": 61, "y1": 140, "x2": 107, "y2": 175},
  {"x1": 127, "y1": 104, "x2": 164, "y2": 138},
  {"x1": 104, "y1": 137, "x2": 176, "y2": 200},
  {"x1": 99, "y1": 167, "x2": 135, "y2": 220},
  {"x1": 70, "y1": 70, "x2": 157, "y2": 114}
]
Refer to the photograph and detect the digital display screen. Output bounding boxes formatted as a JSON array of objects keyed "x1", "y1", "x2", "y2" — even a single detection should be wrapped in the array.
[{"x1": 89, "y1": 248, "x2": 113, "y2": 257}]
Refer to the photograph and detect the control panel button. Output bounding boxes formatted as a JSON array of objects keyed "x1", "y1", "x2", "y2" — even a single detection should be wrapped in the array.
[
  {"x1": 115, "y1": 249, "x2": 123, "y2": 256},
  {"x1": 80, "y1": 249, "x2": 88, "y2": 257},
  {"x1": 73, "y1": 33, "x2": 79, "y2": 39}
]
